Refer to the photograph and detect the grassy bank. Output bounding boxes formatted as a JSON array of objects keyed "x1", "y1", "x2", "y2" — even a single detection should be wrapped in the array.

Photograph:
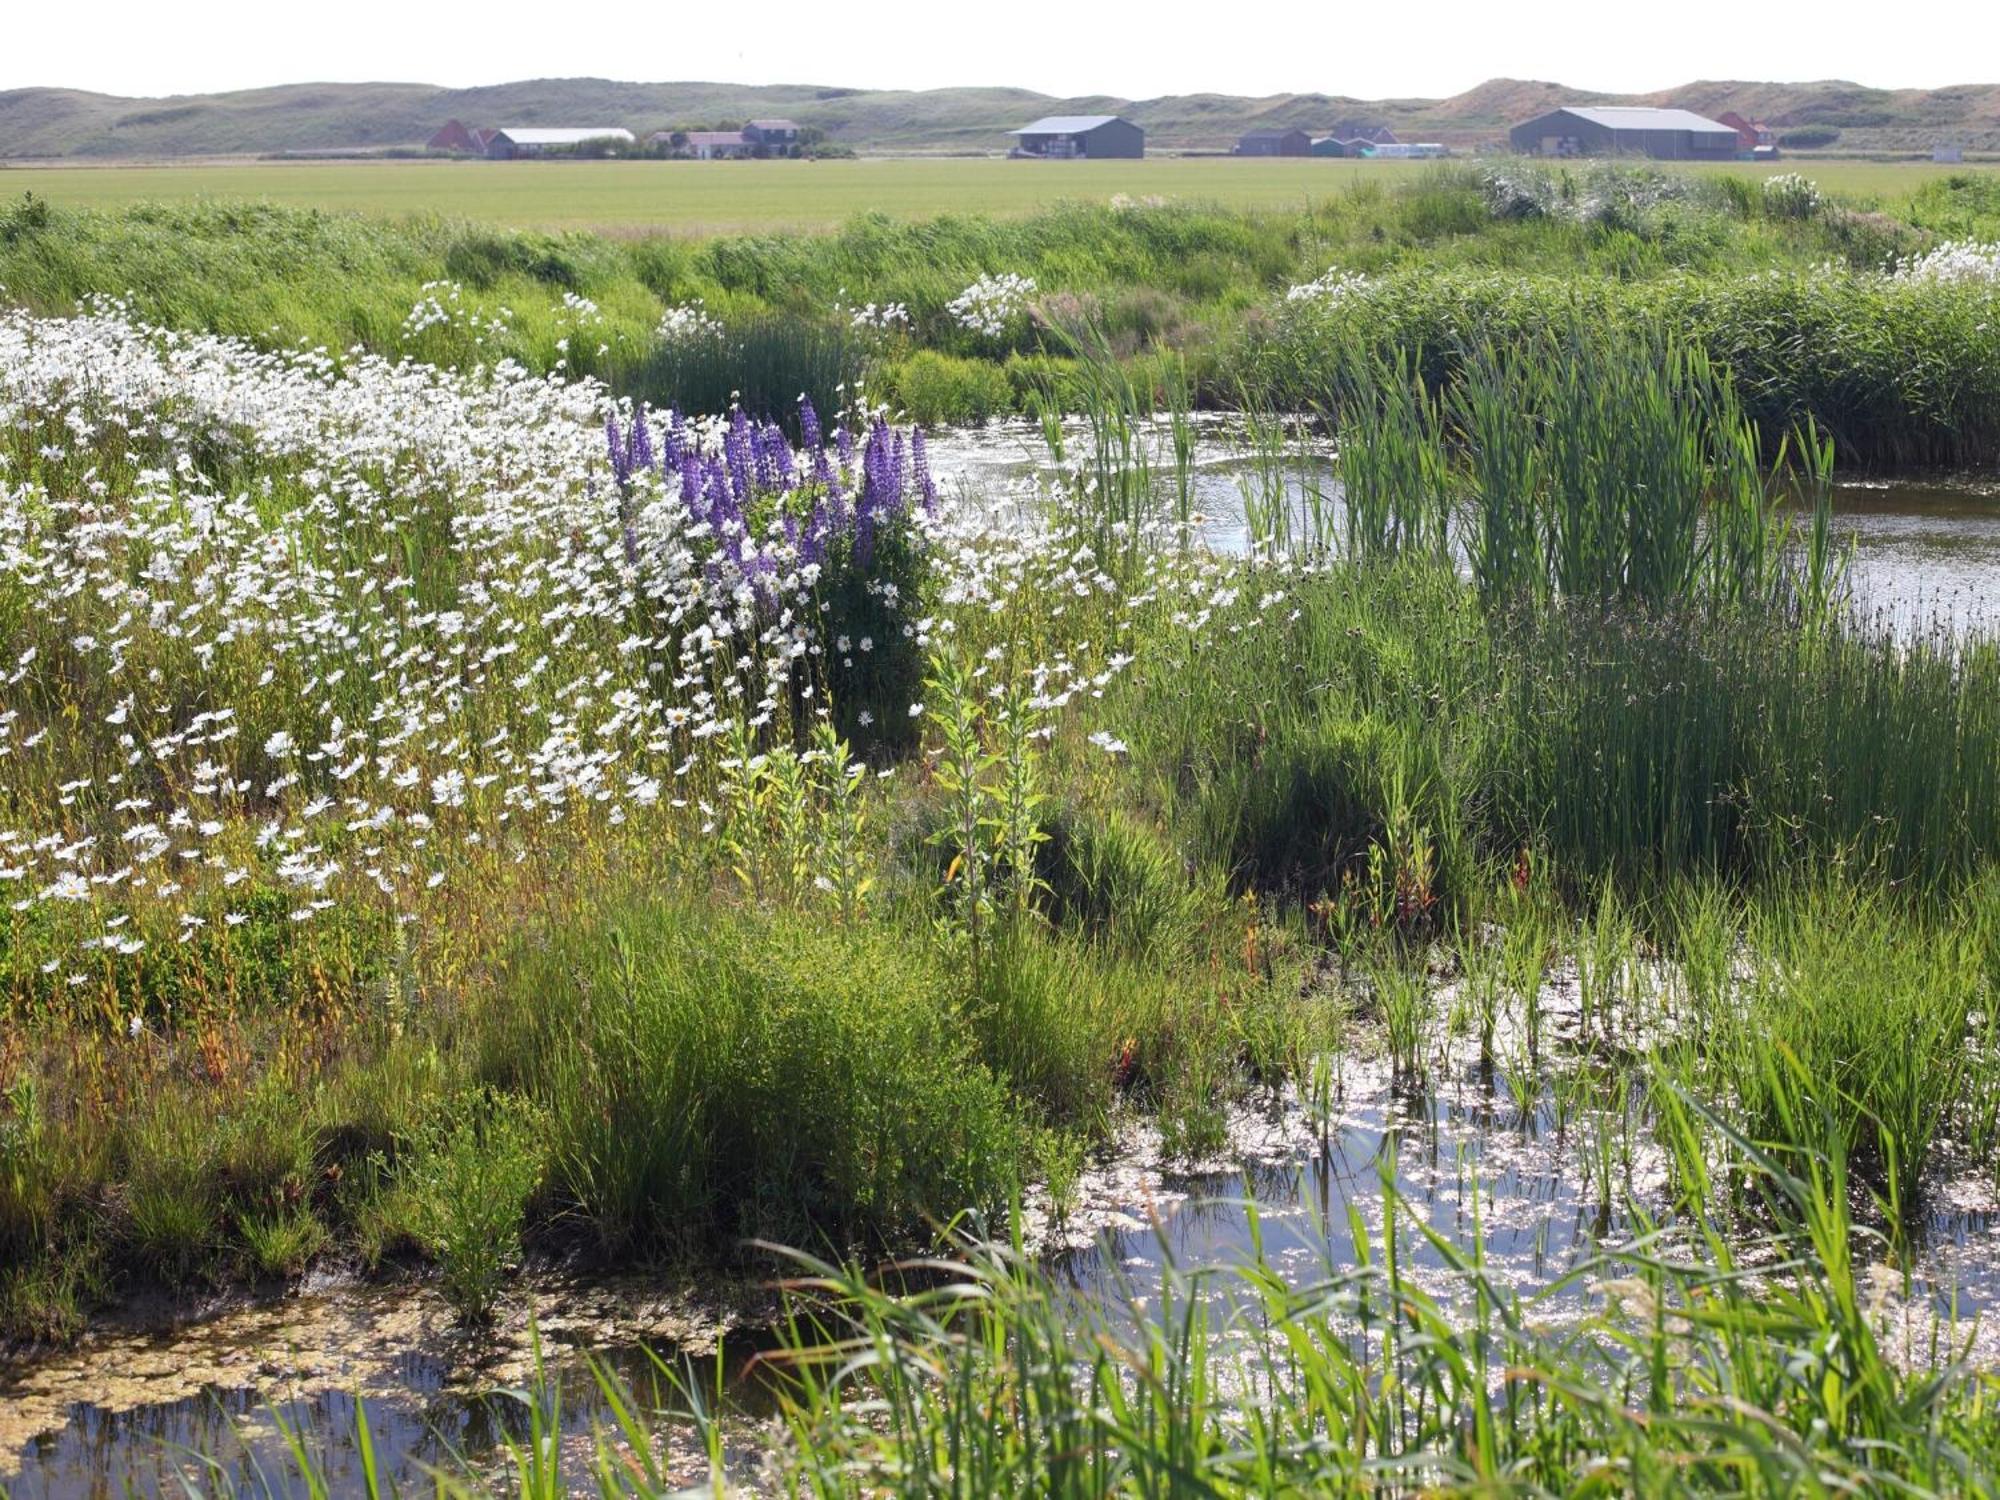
[{"x1": 2, "y1": 166, "x2": 1999, "y2": 461}]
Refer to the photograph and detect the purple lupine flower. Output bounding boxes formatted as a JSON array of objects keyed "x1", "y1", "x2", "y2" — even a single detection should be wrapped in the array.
[
  {"x1": 662, "y1": 408, "x2": 686, "y2": 471},
  {"x1": 799, "y1": 397, "x2": 822, "y2": 455},
  {"x1": 751, "y1": 422, "x2": 776, "y2": 492},
  {"x1": 606, "y1": 412, "x2": 633, "y2": 489},
  {"x1": 680, "y1": 451, "x2": 703, "y2": 511},
  {"x1": 835, "y1": 422, "x2": 855, "y2": 468},
  {"x1": 798, "y1": 499, "x2": 831, "y2": 568},
  {"x1": 702, "y1": 461, "x2": 734, "y2": 531},
  {"x1": 628, "y1": 410, "x2": 655, "y2": 476},
  {"x1": 725, "y1": 410, "x2": 752, "y2": 501}
]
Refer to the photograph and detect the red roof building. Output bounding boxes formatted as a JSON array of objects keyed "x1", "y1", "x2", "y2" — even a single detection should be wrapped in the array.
[
  {"x1": 1717, "y1": 112, "x2": 1774, "y2": 149},
  {"x1": 426, "y1": 119, "x2": 481, "y2": 153}
]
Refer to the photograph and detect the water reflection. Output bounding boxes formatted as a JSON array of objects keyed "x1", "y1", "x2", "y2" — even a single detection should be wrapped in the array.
[{"x1": 925, "y1": 417, "x2": 2000, "y2": 631}]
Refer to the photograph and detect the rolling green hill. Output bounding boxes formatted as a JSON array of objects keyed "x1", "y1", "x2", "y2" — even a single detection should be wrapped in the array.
[{"x1": 2, "y1": 75, "x2": 1997, "y2": 160}]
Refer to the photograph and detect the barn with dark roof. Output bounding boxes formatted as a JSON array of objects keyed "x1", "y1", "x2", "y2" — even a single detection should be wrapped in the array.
[{"x1": 1007, "y1": 115, "x2": 1145, "y2": 159}]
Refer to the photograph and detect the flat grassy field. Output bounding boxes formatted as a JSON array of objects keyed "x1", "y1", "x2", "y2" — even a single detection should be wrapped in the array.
[{"x1": 3, "y1": 156, "x2": 1988, "y2": 232}]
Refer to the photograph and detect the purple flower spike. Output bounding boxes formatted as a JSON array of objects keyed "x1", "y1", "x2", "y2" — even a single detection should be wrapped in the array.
[
  {"x1": 629, "y1": 410, "x2": 655, "y2": 476},
  {"x1": 606, "y1": 412, "x2": 632, "y2": 489}
]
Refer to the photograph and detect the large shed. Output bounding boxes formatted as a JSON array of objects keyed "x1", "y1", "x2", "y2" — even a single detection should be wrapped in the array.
[
  {"x1": 1509, "y1": 106, "x2": 1739, "y2": 161},
  {"x1": 1237, "y1": 128, "x2": 1311, "y2": 157},
  {"x1": 1008, "y1": 115, "x2": 1145, "y2": 160}
]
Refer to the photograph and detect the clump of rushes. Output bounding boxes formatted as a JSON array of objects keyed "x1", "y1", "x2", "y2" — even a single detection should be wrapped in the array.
[{"x1": 401, "y1": 1088, "x2": 544, "y2": 1322}]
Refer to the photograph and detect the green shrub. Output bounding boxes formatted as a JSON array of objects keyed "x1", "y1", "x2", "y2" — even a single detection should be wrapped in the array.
[
  {"x1": 812, "y1": 511, "x2": 931, "y2": 757},
  {"x1": 1711, "y1": 882, "x2": 1979, "y2": 1207},
  {"x1": 1035, "y1": 806, "x2": 1200, "y2": 961},
  {"x1": 629, "y1": 314, "x2": 862, "y2": 423},
  {"x1": 120, "y1": 1091, "x2": 221, "y2": 1287},
  {"x1": 1761, "y1": 173, "x2": 1825, "y2": 222},
  {"x1": 1196, "y1": 716, "x2": 1416, "y2": 902},
  {"x1": 402, "y1": 1087, "x2": 545, "y2": 1322},
  {"x1": 881, "y1": 350, "x2": 1015, "y2": 426},
  {"x1": 481, "y1": 899, "x2": 1024, "y2": 1254},
  {"x1": 234, "y1": 1207, "x2": 328, "y2": 1280},
  {"x1": 965, "y1": 934, "x2": 1133, "y2": 1133}
]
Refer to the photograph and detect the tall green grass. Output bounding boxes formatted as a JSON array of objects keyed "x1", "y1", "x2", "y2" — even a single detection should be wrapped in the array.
[
  {"x1": 7, "y1": 186, "x2": 1997, "y2": 457},
  {"x1": 1116, "y1": 558, "x2": 2000, "y2": 904},
  {"x1": 1262, "y1": 265, "x2": 2000, "y2": 467},
  {"x1": 474, "y1": 896, "x2": 1026, "y2": 1255}
]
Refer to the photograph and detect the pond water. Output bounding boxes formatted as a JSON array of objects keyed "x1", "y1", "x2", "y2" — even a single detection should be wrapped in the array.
[
  {"x1": 8, "y1": 424, "x2": 2000, "y2": 1496},
  {"x1": 0, "y1": 1275, "x2": 772, "y2": 1498},
  {"x1": 925, "y1": 417, "x2": 2000, "y2": 633},
  {"x1": 14, "y1": 985, "x2": 2000, "y2": 1498}
]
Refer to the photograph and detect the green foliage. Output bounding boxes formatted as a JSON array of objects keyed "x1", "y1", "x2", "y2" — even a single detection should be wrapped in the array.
[
  {"x1": 1034, "y1": 805, "x2": 1200, "y2": 961},
  {"x1": 629, "y1": 313, "x2": 863, "y2": 422},
  {"x1": 479, "y1": 897, "x2": 1025, "y2": 1255},
  {"x1": 1704, "y1": 882, "x2": 1980, "y2": 1206},
  {"x1": 880, "y1": 350, "x2": 1015, "y2": 426},
  {"x1": 401, "y1": 1087, "x2": 545, "y2": 1322},
  {"x1": 1263, "y1": 265, "x2": 2000, "y2": 467},
  {"x1": 120, "y1": 1090, "x2": 222, "y2": 1287}
]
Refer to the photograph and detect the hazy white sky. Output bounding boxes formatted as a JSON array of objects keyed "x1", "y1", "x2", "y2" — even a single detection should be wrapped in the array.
[{"x1": 6, "y1": 0, "x2": 1998, "y2": 100}]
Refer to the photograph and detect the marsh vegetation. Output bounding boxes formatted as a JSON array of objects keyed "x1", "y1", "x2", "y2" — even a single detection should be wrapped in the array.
[{"x1": 5, "y1": 162, "x2": 2000, "y2": 1495}]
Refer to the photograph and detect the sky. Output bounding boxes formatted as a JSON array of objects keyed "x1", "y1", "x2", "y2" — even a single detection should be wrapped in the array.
[{"x1": 6, "y1": 0, "x2": 1999, "y2": 100}]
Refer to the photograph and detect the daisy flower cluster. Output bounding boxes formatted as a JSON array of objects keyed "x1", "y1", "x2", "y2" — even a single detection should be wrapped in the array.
[
  {"x1": 948, "y1": 274, "x2": 1037, "y2": 340},
  {"x1": 400, "y1": 280, "x2": 517, "y2": 346},
  {"x1": 1283, "y1": 268, "x2": 1374, "y2": 310},
  {"x1": 0, "y1": 300, "x2": 958, "y2": 1018},
  {"x1": 656, "y1": 300, "x2": 726, "y2": 345},
  {"x1": 1894, "y1": 241, "x2": 2000, "y2": 286}
]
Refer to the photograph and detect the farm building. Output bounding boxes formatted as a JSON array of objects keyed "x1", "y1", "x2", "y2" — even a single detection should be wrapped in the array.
[
  {"x1": 1237, "y1": 128, "x2": 1312, "y2": 157},
  {"x1": 1718, "y1": 111, "x2": 1775, "y2": 149},
  {"x1": 744, "y1": 120, "x2": 801, "y2": 150},
  {"x1": 1311, "y1": 135, "x2": 1444, "y2": 159},
  {"x1": 649, "y1": 121, "x2": 804, "y2": 160},
  {"x1": 662, "y1": 131, "x2": 753, "y2": 160},
  {"x1": 1509, "y1": 106, "x2": 1738, "y2": 161},
  {"x1": 1008, "y1": 115, "x2": 1145, "y2": 160},
  {"x1": 484, "y1": 127, "x2": 635, "y2": 160},
  {"x1": 426, "y1": 119, "x2": 481, "y2": 154}
]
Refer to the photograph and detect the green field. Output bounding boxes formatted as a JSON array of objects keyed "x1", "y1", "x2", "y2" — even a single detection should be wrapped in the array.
[{"x1": 4, "y1": 156, "x2": 1989, "y2": 232}]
